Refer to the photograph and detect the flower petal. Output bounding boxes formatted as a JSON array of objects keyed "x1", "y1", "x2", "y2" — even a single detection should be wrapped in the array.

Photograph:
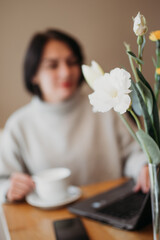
[
  {"x1": 110, "y1": 68, "x2": 131, "y2": 93},
  {"x1": 82, "y1": 61, "x2": 104, "y2": 90},
  {"x1": 149, "y1": 30, "x2": 160, "y2": 41},
  {"x1": 82, "y1": 65, "x2": 98, "y2": 89},
  {"x1": 89, "y1": 92, "x2": 113, "y2": 113},
  {"x1": 114, "y1": 95, "x2": 131, "y2": 114},
  {"x1": 86, "y1": 66, "x2": 132, "y2": 114},
  {"x1": 91, "y1": 60, "x2": 104, "y2": 75}
]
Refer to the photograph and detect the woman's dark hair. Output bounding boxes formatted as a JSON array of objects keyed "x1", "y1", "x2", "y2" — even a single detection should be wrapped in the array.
[{"x1": 23, "y1": 29, "x2": 84, "y2": 97}]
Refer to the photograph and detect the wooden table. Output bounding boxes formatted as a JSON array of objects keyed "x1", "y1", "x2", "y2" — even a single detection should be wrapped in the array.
[{"x1": 2, "y1": 178, "x2": 153, "y2": 240}]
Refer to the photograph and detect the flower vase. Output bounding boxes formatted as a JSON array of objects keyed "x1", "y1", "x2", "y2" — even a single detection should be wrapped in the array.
[{"x1": 149, "y1": 163, "x2": 160, "y2": 240}]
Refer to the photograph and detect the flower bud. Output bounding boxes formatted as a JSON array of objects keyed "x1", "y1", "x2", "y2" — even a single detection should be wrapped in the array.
[
  {"x1": 133, "y1": 12, "x2": 147, "y2": 36},
  {"x1": 82, "y1": 61, "x2": 104, "y2": 90}
]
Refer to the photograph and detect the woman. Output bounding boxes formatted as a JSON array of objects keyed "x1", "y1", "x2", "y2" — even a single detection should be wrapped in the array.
[{"x1": 0, "y1": 29, "x2": 149, "y2": 202}]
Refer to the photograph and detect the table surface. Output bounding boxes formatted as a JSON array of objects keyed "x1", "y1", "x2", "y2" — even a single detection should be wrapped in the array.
[{"x1": 2, "y1": 178, "x2": 153, "y2": 240}]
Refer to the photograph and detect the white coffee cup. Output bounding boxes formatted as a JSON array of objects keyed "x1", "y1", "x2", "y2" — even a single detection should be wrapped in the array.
[{"x1": 32, "y1": 167, "x2": 71, "y2": 203}]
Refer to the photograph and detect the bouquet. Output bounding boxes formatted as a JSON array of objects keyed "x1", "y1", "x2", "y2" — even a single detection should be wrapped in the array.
[
  {"x1": 82, "y1": 12, "x2": 160, "y2": 166},
  {"x1": 82, "y1": 12, "x2": 160, "y2": 239}
]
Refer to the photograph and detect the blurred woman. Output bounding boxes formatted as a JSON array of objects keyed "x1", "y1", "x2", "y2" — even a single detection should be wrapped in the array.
[{"x1": 0, "y1": 29, "x2": 149, "y2": 202}]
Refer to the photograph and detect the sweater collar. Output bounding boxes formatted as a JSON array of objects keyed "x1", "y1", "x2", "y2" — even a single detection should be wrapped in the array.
[{"x1": 31, "y1": 86, "x2": 82, "y2": 114}]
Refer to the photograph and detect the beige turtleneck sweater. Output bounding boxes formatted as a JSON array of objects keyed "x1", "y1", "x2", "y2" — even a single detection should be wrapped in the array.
[{"x1": 0, "y1": 84, "x2": 146, "y2": 202}]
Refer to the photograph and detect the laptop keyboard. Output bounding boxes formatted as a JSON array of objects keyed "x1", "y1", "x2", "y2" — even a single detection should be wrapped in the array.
[{"x1": 98, "y1": 191, "x2": 146, "y2": 219}]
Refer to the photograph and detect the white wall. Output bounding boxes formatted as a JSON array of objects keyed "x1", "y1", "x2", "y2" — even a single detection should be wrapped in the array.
[{"x1": 0, "y1": 0, "x2": 160, "y2": 127}]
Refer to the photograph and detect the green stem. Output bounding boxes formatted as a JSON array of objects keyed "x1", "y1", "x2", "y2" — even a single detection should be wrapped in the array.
[
  {"x1": 136, "y1": 83, "x2": 147, "y2": 106},
  {"x1": 119, "y1": 113, "x2": 139, "y2": 142},
  {"x1": 119, "y1": 114, "x2": 152, "y2": 163},
  {"x1": 155, "y1": 40, "x2": 160, "y2": 104},
  {"x1": 128, "y1": 108, "x2": 142, "y2": 130},
  {"x1": 155, "y1": 80, "x2": 160, "y2": 103},
  {"x1": 124, "y1": 43, "x2": 139, "y2": 82},
  {"x1": 138, "y1": 44, "x2": 142, "y2": 72},
  {"x1": 128, "y1": 54, "x2": 139, "y2": 82},
  {"x1": 141, "y1": 143, "x2": 152, "y2": 164},
  {"x1": 156, "y1": 40, "x2": 160, "y2": 67},
  {"x1": 137, "y1": 36, "x2": 144, "y2": 72}
]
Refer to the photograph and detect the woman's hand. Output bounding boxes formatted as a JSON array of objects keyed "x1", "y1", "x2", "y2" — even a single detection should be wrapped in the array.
[
  {"x1": 7, "y1": 172, "x2": 35, "y2": 202},
  {"x1": 134, "y1": 165, "x2": 150, "y2": 193}
]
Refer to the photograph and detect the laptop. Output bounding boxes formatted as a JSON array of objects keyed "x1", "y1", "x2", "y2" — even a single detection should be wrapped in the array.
[{"x1": 68, "y1": 179, "x2": 152, "y2": 230}]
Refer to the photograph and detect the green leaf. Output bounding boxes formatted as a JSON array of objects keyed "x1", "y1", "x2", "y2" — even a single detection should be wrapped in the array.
[
  {"x1": 130, "y1": 81, "x2": 142, "y2": 116},
  {"x1": 127, "y1": 51, "x2": 144, "y2": 65},
  {"x1": 131, "y1": 79, "x2": 153, "y2": 116},
  {"x1": 131, "y1": 79, "x2": 157, "y2": 144},
  {"x1": 136, "y1": 81, "x2": 153, "y2": 115},
  {"x1": 136, "y1": 68, "x2": 160, "y2": 147},
  {"x1": 136, "y1": 129, "x2": 160, "y2": 165}
]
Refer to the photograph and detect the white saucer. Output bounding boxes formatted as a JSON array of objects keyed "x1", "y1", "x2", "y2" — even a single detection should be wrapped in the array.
[{"x1": 26, "y1": 186, "x2": 82, "y2": 209}]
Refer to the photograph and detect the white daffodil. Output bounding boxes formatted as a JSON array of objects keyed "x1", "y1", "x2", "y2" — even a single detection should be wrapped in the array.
[
  {"x1": 82, "y1": 61, "x2": 104, "y2": 90},
  {"x1": 133, "y1": 12, "x2": 147, "y2": 36},
  {"x1": 89, "y1": 68, "x2": 131, "y2": 114}
]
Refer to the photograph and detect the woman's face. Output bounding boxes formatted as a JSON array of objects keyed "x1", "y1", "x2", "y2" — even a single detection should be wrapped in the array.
[{"x1": 33, "y1": 40, "x2": 81, "y2": 103}]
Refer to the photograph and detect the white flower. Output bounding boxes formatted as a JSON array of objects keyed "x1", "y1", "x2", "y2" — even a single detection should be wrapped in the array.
[
  {"x1": 89, "y1": 68, "x2": 131, "y2": 114},
  {"x1": 82, "y1": 61, "x2": 104, "y2": 90},
  {"x1": 133, "y1": 12, "x2": 147, "y2": 36}
]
